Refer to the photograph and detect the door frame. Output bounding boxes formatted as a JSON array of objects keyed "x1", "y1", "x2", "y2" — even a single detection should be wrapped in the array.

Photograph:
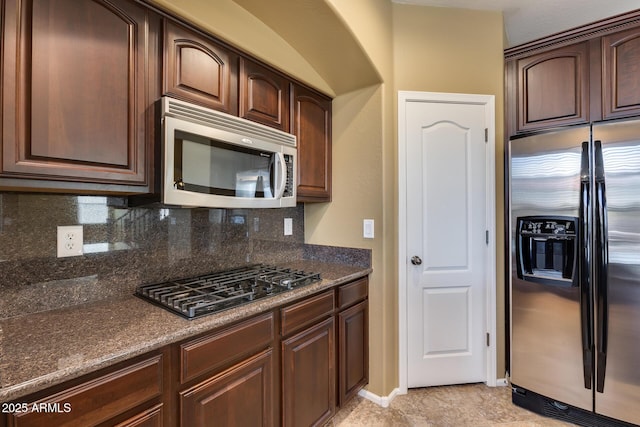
[{"x1": 397, "y1": 91, "x2": 497, "y2": 393}]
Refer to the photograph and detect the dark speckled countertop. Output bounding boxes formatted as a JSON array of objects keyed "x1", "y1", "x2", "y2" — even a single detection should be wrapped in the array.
[{"x1": 0, "y1": 261, "x2": 371, "y2": 402}]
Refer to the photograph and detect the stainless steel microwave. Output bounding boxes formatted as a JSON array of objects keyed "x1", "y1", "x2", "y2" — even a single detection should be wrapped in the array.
[{"x1": 161, "y1": 97, "x2": 296, "y2": 208}]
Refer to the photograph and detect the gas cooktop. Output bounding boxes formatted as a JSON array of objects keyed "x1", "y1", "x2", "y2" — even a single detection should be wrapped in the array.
[{"x1": 135, "y1": 264, "x2": 321, "y2": 319}]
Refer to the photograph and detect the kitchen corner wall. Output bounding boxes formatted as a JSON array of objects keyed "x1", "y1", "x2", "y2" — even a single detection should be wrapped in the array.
[{"x1": 0, "y1": 193, "x2": 305, "y2": 320}]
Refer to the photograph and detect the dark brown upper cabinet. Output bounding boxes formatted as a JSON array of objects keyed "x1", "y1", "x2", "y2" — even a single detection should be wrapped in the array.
[
  {"x1": 292, "y1": 84, "x2": 332, "y2": 202},
  {"x1": 602, "y1": 27, "x2": 640, "y2": 120},
  {"x1": 505, "y1": 11, "x2": 640, "y2": 138},
  {"x1": 163, "y1": 20, "x2": 239, "y2": 115},
  {"x1": 0, "y1": 0, "x2": 160, "y2": 193},
  {"x1": 515, "y1": 43, "x2": 590, "y2": 133},
  {"x1": 240, "y1": 58, "x2": 290, "y2": 132}
]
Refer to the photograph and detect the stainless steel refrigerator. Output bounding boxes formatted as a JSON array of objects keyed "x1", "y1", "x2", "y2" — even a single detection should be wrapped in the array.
[{"x1": 508, "y1": 119, "x2": 640, "y2": 427}]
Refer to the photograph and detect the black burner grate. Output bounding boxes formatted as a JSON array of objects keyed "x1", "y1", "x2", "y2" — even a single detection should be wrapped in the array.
[{"x1": 136, "y1": 265, "x2": 321, "y2": 319}]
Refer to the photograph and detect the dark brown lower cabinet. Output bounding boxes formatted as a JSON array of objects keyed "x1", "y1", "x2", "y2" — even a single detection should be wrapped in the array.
[
  {"x1": 180, "y1": 350, "x2": 274, "y2": 427},
  {"x1": 338, "y1": 299, "x2": 369, "y2": 406},
  {"x1": 281, "y1": 317, "x2": 336, "y2": 427},
  {"x1": 5, "y1": 352, "x2": 167, "y2": 427},
  {"x1": 3, "y1": 277, "x2": 369, "y2": 427},
  {"x1": 336, "y1": 277, "x2": 369, "y2": 406}
]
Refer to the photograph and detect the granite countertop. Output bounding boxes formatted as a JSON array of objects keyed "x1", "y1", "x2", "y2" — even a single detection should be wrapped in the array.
[{"x1": 0, "y1": 260, "x2": 371, "y2": 402}]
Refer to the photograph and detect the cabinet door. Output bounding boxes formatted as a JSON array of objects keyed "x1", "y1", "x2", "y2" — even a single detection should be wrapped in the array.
[
  {"x1": 239, "y1": 58, "x2": 289, "y2": 131},
  {"x1": 180, "y1": 350, "x2": 274, "y2": 427},
  {"x1": 338, "y1": 300, "x2": 368, "y2": 406},
  {"x1": 516, "y1": 43, "x2": 590, "y2": 132},
  {"x1": 163, "y1": 20, "x2": 238, "y2": 115},
  {"x1": 602, "y1": 27, "x2": 640, "y2": 119},
  {"x1": 282, "y1": 317, "x2": 335, "y2": 427},
  {"x1": 1, "y1": 0, "x2": 160, "y2": 192},
  {"x1": 291, "y1": 84, "x2": 332, "y2": 202}
]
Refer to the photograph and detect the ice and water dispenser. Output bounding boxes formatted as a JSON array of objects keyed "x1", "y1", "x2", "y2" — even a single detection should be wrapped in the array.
[{"x1": 516, "y1": 216, "x2": 579, "y2": 287}]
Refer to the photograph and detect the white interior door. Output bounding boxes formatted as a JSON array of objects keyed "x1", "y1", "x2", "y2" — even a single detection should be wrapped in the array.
[{"x1": 402, "y1": 93, "x2": 494, "y2": 388}]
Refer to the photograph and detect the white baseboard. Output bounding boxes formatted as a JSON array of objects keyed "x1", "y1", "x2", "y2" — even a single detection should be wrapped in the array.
[
  {"x1": 358, "y1": 387, "x2": 401, "y2": 408},
  {"x1": 358, "y1": 380, "x2": 507, "y2": 408},
  {"x1": 496, "y1": 378, "x2": 508, "y2": 386}
]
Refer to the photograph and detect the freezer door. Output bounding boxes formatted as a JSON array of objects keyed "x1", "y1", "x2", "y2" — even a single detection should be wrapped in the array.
[
  {"x1": 509, "y1": 125, "x2": 592, "y2": 411},
  {"x1": 593, "y1": 120, "x2": 640, "y2": 426}
]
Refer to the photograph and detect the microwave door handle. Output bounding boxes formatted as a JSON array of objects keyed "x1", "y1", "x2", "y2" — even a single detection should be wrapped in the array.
[{"x1": 273, "y1": 152, "x2": 287, "y2": 199}]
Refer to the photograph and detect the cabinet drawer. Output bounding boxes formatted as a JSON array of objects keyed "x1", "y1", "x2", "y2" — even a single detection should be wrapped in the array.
[
  {"x1": 281, "y1": 290, "x2": 334, "y2": 336},
  {"x1": 180, "y1": 312, "x2": 274, "y2": 383},
  {"x1": 8, "y1": 354, "x2": 163, "y2": 427},
  {"x1": 337, "y1": 278, "x2": 368, "y2": 310}
]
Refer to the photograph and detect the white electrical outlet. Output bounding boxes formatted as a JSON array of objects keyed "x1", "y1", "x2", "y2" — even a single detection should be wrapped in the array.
[
  {"x1": 57, "y1": 225, "x2": 84, "y2": 258},
  {"x1": 284, "y1": 218, "x2": 293, "y2": 236}
]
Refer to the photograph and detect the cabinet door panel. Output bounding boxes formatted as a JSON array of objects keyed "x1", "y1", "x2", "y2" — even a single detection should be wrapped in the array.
[
  {"x1": 240, "y1": 59, "x2": 289, "y2": 131},
  {"x1": 517, "y1": 43, "x2": 589, "y2": 132},
  {"x1": 603, "y1": 27, "x2": 640, "y2": 119},
  {"x1": 282, "y1": 317, "x2": 335, "y2": 427},
  {"x1": 164, "y1": 20, "x2": 238, "y2": 115},
  {"x1": 30, "y1": 1, "x2": 128, "y2": 166},
  {"x1": 180, "y1": 350, "x2": 273, "y2": 427},
  {"x1": 338, "y1": 300, "x2": 368, "y2": 406},
  {"x1": 1, "y1": 0, "x2": 158, "y2": 188},
  {"x1": 292, "y1": 84, "x2": 332, "y2": 202}
]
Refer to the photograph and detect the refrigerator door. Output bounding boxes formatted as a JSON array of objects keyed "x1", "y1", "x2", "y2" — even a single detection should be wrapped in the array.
[
  {"x1": 509, "y1": 125, "x2": 592, "y2": 411},
  {"x1": 593, "y1": 120, "x2": 640, "y2": 426}
]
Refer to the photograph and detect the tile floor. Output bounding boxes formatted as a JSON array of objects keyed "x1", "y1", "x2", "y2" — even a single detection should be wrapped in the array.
[{"x1": 327, "y1": 383, "x2": 578, "y2": 426}]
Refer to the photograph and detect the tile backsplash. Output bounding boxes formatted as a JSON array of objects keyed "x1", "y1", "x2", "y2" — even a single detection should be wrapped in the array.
[{"x1": 0, "y1": 193, "x2": 306, "y2": 319}]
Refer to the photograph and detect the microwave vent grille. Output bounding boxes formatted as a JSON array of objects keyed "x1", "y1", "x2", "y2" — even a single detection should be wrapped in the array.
[{"x1": 163, "y1": 97, "x2": 296, "y2": 147}]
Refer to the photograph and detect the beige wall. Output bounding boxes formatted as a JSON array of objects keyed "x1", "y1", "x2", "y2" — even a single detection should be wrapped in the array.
[
  {"x1": 305, "y1": 0, "x2": 397, "y2": 396},
  {"x1": 150, "y1": 0, "x2": 506, "y2": 398}
]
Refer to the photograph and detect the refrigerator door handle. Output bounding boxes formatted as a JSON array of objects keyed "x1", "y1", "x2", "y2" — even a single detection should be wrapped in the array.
[
  {"x1": 594, "y1": 140, "x2": 609, "y2": 394},
  {"x1": 579, "y1": 141, "x2": 594, "y2": 390}
]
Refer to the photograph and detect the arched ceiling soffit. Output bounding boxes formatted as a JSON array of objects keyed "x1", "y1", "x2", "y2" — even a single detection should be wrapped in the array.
[{"x1": 233, "y1": 0, "x2": 382, "y2": 95}]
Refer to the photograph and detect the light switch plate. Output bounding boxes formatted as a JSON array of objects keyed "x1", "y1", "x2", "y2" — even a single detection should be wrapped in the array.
[
  {"x1": 363, "y1": 219, "x2": 374, "y2": 239},
  {"x1": 284, "y1": 218, "x2": 293, "y2": 236}
]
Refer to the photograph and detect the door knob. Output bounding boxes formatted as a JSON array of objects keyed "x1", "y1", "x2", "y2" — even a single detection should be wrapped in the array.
[{"x1": 411, "y1": 256, "x2": 422, "y2": 266}]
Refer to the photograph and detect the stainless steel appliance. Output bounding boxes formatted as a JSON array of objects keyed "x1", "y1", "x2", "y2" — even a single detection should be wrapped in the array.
[
  {"x1": 508, "y1": 119, "x2": 640, "y2": 426},
  {"x1": 135, "y1": 265, "x2": 321, "y2": 319},
  {"x1": 161, "y1": 97, "x2": 297, "y2": 209}
]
